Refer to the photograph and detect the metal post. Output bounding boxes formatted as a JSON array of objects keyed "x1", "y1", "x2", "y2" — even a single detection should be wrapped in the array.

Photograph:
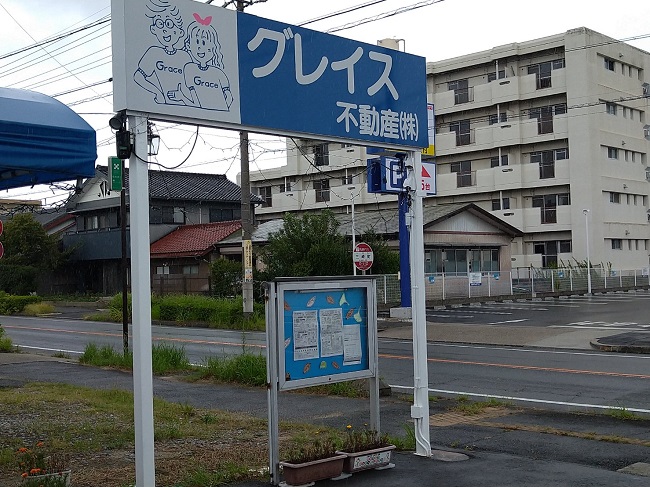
[
  {"x1": 120, "y1": 163, "x2": 129, "y2": 355},
  {"x1": 583, "y1": 209, "x2": 592, "y2": 294},
  {"x1": 406, "y1": 150, "x2": 431, "y2": 457},
  {"x1": 129, "y1": 115, "x2": 155, "y2": 487},
  {"x1": 266, "y1": 283, "x2": 280, "y2": 485},
  {"x1": 351, "y1": 191, "x2": 357, "y2": 276},
  {"x1": 509, "y1": 271, "x2": 513, "y2": 296},
  {"x1": 398, "y1": 191, "x2": 411, "y2": 306},
  {"x1": 570, "y1": 268, "x2": 573, "y2": 291},
  {"x1": 383, "y1": 275, "x2": 387, "y2": 304}
]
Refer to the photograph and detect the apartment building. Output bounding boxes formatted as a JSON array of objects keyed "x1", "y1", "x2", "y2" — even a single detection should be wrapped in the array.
[{"x1": 249, "y1": 27, "x2": 650, "y2": 271}]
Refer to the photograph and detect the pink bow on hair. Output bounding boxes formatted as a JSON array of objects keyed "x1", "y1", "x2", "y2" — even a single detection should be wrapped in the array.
[{"x1": 193, "y1": 13, "x2": 212, "y2": 26}]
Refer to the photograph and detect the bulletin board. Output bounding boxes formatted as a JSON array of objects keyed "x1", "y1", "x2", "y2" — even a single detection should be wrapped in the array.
[{"x1": 273, "y1": 278, "x2": 377, "y2": 391}]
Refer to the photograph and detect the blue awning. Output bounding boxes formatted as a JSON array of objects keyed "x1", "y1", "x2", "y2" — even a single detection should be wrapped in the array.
[{"x1": 0, "y1": 87, "x2": 97, "y2": 191}]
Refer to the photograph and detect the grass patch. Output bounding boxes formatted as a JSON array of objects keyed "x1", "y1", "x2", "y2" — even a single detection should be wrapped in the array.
[
  {"x1": 0, "y1": 383, "x2": 271, "y2": 486},
  {"x1": 607, "y1": 407, "x2": 642, "y2": 421},
  {"x1": 199, "y1": 353, "x2": 267, "y2": 386},
  {"x1": 0, "y1": 325, "x2": 13, "y2": 352},
  {"x1": 296, "y1": 380, "x2": 369, "y2": 398},
  {"x1": 21, "y1": 302, "x2": 56, "y2": 316},
  {"x1": 452, "y1": 397, "x2": 508, "y2": 415},
  {"x1": 79, "y1": 342, "x2": 191, "y2": 375}
]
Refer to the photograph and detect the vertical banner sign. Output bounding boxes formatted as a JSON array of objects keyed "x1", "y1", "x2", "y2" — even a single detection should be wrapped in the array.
[
  {"x1": 109, "y1": 156, "x2": 122, "y2": 191},
  {"x1": 111, "y1": 0, "x2": 427, "y2": 149},
  {"x1": 421, "y1": 103, "x2": 435, "y2": 156},
  {"x1": 243, "y1": 239, "x2": 253, "y2": 282}
]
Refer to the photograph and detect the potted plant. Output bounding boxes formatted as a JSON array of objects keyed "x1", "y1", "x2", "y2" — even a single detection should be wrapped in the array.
[
  {"x1": 280, "y1": 437, "x2": 346, "y2": 486},
  {"x1": 16, "y1": 442, "x2": 71, "y2": 487},
  {"x1": 336, "y1": 425, "x2": 396, "y2": 474}
]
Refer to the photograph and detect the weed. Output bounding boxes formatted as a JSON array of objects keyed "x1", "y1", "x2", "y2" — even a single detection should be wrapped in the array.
[
  {"x1": 452, "y1": 397, "x2": 507, "y2": 415},
  {"x1": 387, "y1": 423, "x2": 416, "y2": 451},
  {"x1": 79, "y1": 342, "x2": 191, "y2": 375},
  {"x1": 608, "y1": 407, "x2": 641, "y2": 421},
  {"x1": 51, "y1": 352, "x2": 71, "y2": 359},
  {"x1": 0, "y1": 325, "x2": 13, "y2": 351},
  {"x1": 22, "y1": 302, "x2": 56, "y2": 316},
  {"x1": 200, "y1": 413, "x2": 217, "y2": 424},
  {"x1": 200, "y1": 353, "x2": 267, "y2": 386}
]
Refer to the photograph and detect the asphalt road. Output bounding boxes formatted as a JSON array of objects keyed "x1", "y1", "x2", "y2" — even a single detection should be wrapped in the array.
[
  {"x1": 3, "y1": 300, "x2": 650, "y2": 414},
  {"x1": 425, "y1": 291, "x2": 650, "y2": 329}
]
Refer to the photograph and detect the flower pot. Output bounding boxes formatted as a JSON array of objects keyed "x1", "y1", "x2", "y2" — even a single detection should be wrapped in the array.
[
  {"x1": 22, "y1": 470, "x2": 71, "y2": 487},
  {"x1": 337, "y1": 445, "x2": 396, "y2": 473},
  {"x1": 280, "y1": 454, "x2": 346, "y2": 486}
]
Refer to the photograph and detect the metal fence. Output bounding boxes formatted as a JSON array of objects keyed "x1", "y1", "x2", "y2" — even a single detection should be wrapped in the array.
[
  {"x1": 150, "y1": 268, "x2": 650, "y2": 306},
  {"x1": 374, "y1": 267, "x2": 650, "y2": 306}
]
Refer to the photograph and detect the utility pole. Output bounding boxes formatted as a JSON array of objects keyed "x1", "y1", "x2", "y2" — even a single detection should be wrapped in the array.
[{"x1": 220, "y1": 0, "x2": 267, "y2": 318}]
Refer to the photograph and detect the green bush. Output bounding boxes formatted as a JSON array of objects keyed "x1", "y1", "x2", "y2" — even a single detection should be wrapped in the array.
[
  {"x1": 0, "y1": 293, "x2": 41, "y2": 315},
  {"x1": 0, "y1": 265, "x2": 38, "y2": 295},
  {"x1": 157, "y1": 295, "x2": 265, "y2": 330},
  {"x1": 210, "y1": 258, "x2": 243, "y2": 298},
  {"x1": 80, "y1": 342, "x2": 191, "y2": 375},
  {"x1": 0, "y1": 325, "x2": 13, "y2": 351}
]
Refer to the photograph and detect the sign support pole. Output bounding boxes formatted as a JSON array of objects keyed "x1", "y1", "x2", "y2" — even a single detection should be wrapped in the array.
[
  {"x1": 129, "y1": 115, "x2": 156, "y2": 486},
  {"x1": 266, "y1": 283, "x2": 280, "y2": 485},
  {"x1": 406, "y1": 150, "x2": 431, "y2": 457}
]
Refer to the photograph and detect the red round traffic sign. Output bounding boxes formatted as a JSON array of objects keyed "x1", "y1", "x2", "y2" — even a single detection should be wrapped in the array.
[{"x1": 353, "y1": 242, "x2": 374, "y2": 271}]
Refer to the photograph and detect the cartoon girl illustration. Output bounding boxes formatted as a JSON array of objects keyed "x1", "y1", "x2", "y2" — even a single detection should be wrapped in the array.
[
  {"x1": 134, "y1": 0, "x2": 192, "y2": 105},
  {"x1": 167, "y1": 14, "x2": 233, "y2": 111}
]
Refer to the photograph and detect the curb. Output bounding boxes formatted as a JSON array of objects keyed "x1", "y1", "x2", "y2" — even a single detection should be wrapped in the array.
[{"x1": 589, "y1": 339, "x2": 650, "y2": 354}]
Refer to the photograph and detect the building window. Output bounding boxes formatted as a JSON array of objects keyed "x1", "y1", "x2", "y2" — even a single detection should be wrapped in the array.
[
  {"x1": 156, "y1": 266, "x2": 170, "y2": 275},
  {"x1": 209, "y1": 208, "x2": 240, "y2": 222},
  {"x1": 182, "y1": 265, "x2": 199, "y2": 275},
  {"x1": 604, "y1": 58, "x2": 615, "y2": 71},
  {"x1": 157, "y1": 206, "x2": 184, "y2": 224},
  {"x1": 84, "y1": 215, "x2": 99, "y2": 230},
  {"x1": 611, "y1": 239, "x2": 622, "y2": 250},
  {"x1": 450, "y1": 119, "x2": 471, "y2": 145},
  {"x1": 313, "y1": 143, "x2": 329, "y2": 166},
  {"x1": 314, "y1": 179, "x2": 330, "y2": 202},
  {"x1": 258, "y1": 186, "x2": 272, "y2": 207},
  {"x1": 490, "y1": 154, "x2": 509, "y2": 167},
  {"x1": 559, "y1": 240, "x2": 572, "y2": 253},
  {"x1": 487, "y1": 70, "x2": 505, "y2": 82},
  {"x1": 489, "y1": 112, "x2": 507, "y2": 125},
  {"x1": 610, "y1": 192, "x2": 621, "y2": 203},
  {"x1": 341, "y1": 175, "x2": 353, "y2": 185},
  {"x1": 528, "y1": 61, "x2": 552, "y2": 89},
  {"x1": 532, "y1": 193, "x2": 569, "y2": 224},
  {"x1": 451, "y1": 161, "x2": 472, "y2": 187},
  {"x1": 448, "y1": 79, "x2": 470, "y2": 104},
  {"x1": 533, "y1": 241, "x2": 558, "y2": 267},
  {"x1": 606, "y1": 102, "x2": 617, "y2": 115},
  {"x1": 529, "y1": 106, "x2": 554, "y2": 134},
  {"x1": 531, "y1": 150, "x2": 555, "y2": 179},
  {"x1": 492, "y1": 198, "x2": 510, "y2": 211},
  {"x1": 607, "y1": 147, "x2": 618, "y2": 159}
]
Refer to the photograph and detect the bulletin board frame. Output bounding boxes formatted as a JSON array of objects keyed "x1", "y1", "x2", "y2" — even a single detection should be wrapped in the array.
[{"x1": 273, "y1": 277, "x2": 377, "y2": 391}]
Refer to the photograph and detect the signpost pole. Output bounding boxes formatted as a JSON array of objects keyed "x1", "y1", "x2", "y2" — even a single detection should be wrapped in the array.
[
  {"x1": 265, "y1": 283, "x2": 280, "y2": 485},
  {"x1": 129, "y1": 115, "x2": 156, "y2": 487},
  {"x1": 407, "y1": 150, "x2": 431, "y2": 457}
]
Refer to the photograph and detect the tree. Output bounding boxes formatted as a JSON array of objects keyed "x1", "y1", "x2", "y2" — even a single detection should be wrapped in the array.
[
  {"x1": 210, "y1": 257, "x2": 243, "y2": 298},
  {"x1": 0, "y1": 213, "x2": 66, "y2": 293},
  {"x1": 258, "y1": 210, "x2": 349, "y2": 279},
  {"x1": 257, "y1": 211, "x2": 401, "y2": 279}
]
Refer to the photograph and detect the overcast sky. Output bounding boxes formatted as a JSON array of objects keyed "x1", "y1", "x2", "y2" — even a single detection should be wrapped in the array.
[{"x1": 3, "y1": 0, "x2": 650, "y2": 205}]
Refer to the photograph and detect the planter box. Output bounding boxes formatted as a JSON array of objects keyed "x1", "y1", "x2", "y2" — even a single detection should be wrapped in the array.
[
  {"x1": 22, "y1": 470, "x2": 71, "y2": 487},
  {"x1": 337, "y1": 445, "x2": 396, "y2": 473},
  {"x1": 280, "y1": 454, "x2": 346, "y2": 486}
]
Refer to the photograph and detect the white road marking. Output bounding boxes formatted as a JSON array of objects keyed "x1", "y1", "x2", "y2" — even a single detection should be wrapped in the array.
[
  {"x1": 389, "y1": 385, "x2": 650, "y2": 414},
  {"x1": 484, "y1": 319, "x2": 528, "y2": 325},
  {"x1": 16, "y1": 345, "x2": 82, "y2": 355}
]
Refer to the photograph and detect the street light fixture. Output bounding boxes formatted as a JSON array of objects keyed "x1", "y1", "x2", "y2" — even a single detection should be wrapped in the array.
[{"x1": 583, "y1": 209, "x2": 592, "y2": 294}]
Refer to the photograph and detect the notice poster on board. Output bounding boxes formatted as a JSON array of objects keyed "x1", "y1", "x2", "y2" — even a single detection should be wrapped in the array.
[{"x1": 276, "y1": 279, "x2": 376, "y2": 390}]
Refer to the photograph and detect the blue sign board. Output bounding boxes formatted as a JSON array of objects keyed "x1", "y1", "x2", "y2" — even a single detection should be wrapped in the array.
[
  {"x1": 367, "y1": 156, "x2": 405, "y2": 194},
  {"x1": 112, "y1": 0, "x2": 428, "y2": 149}
]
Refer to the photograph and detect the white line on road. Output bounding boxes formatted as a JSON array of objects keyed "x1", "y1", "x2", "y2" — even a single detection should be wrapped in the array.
[
  {"x1": 389, "y1": 385, "x2": 650, "y2": 414},
  {"x1": 379, "y1": 338, "x2": 650, "y2": 359},
  {"x1": 550, "y1": 325, "x2": 650, "y2": 331},
  {"x1": 17, "y1": 345, "x2": 82, "y2": 355},
  {"x1": 484, "y1": 319, "x2": 528, "y2": 325}
]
